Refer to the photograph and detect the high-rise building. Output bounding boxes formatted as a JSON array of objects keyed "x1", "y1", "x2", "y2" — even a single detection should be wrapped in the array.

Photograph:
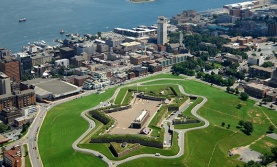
[
  {"x1": 0, "y1": 72, "x2": 11, "y2": 95},
  {"x1": 157, "y1": 16, "x2": 167, "y2": 45},
  {"x1": 268, "y1": 22, "x2": 277, "y2": 36},
  {"x1": 0, "y1": 56, "x2": 20, "y2": 83}
]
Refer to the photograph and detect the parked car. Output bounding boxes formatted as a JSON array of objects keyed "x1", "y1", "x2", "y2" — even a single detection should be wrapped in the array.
[{"x1": 155, "y1": 153, "x2": 160, "y2": 156}]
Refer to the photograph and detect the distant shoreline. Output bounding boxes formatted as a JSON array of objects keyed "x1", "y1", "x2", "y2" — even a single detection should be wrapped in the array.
[{"x1": 130, "y1": 0, "x2": 155, "y2": 3}]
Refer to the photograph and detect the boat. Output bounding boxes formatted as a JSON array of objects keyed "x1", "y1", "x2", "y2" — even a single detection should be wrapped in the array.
[
  {"x1": 19, "y1": 18, "x2": 26, "y2": 22},
  {"x1": 60, "y1": 29, "x2": 65, "y2": 34}
]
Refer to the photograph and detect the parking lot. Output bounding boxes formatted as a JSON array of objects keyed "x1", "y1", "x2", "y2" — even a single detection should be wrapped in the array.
[
  {"x1": 1, "y1": 128, "x2": 22, "y2": 141},
  {"x1": 108, "y1": 98, "x2": 161, "y2": 134},
  {"x1": 231, "y1": 147, "x2": 262, "y2": 163}
]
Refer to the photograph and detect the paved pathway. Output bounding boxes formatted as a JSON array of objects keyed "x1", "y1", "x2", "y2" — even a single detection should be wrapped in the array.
[{"x1": 267, "y1": 133, "x2": 277, "y2": 140}]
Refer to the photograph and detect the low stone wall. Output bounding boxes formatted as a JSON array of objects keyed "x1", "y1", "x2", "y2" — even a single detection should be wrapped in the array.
[
  {"x1": 90, "y1": 136, "x2": 163, "y2": 148},
  {"x1": 157, "y1": 107, "x2": 168, "y2": 127},
  {"x1": 178, "y1": 98, "x2": 190, "y2": 110},
  {"x1": 168, "y1": 106, "x2": 179, "y2": 112},
  {"x1": 109, "y1": 143, "x2": 141, "y2": 157},
  {"x1": 173, "y1": 119, "x2": 200, "y2": 125},
  {"x1": 168, "y1": 98, "x2": 190, "y2": 111},
  {"x1": 103, "y1": 105, "x2": 131, "y2": 113},
  {"x1": 137, "y1": 94, "x2": 166, "y2": 101}
]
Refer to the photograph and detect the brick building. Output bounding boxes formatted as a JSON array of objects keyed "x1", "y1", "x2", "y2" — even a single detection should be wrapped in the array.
[
  {"x1": 0, "y1": 56, "x2": 20, "y2": 83},
  {"x1": 0, "y1": 94, "x2": 16, "y2": 111},
  {"x1": 130, "y1": 54, "x2": 150, "y2": 65},
  {"x1": 3, "y1": 146, "x2": 22, "y2": 167},
  {"x1": 0, "y1": 107, "x2": 21, "y2": 125},
  {"x1": 0, "y1": 89, "x2": 36, "y2": 112},
  {"x1": 73, "y1": 75, "x2": 90, "y2": 87},
  {"x1": 248, "y1": 65, "x2": 275, "y2": 79},
  {"x1": 14, "y1": 90, "x2": 36, "y2": 109},
  {"x1": 244, "y1": 83, "x2": 270, "y2": 99},
  {"x1": 133, "y1": 67, "x2": 148, "y2": 77}
]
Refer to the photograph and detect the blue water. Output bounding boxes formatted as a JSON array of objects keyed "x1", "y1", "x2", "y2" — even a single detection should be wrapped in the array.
[{"x1": 0, "y1": 0, "x2": 246, "y2": 52}]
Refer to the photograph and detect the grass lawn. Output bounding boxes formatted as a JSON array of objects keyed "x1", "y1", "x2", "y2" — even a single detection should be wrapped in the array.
[
  {"x1": 174, "y1": 121, "x2": 205, "y2": 129},
  {"x1": 24, "y1": 144, "x2": 31, "y2": 167},
  {"x1": 250, "y1": 136, "x2": 277, "y2": 155},
  {"x1": 38, "y1": 74, "x2": 277, "y2": 167},
  {"x1": 174, "y1": 97, "x2": 204, "y2": 129},
  {"x1": 121, "y1": 91, "x2": 133, "y2": 105},
  {"x1": 38, "y1": 88, "x2": 118, "y2": 167},
  {"x1": 114, "y1": 88, "x2": 127, "y2": 105},
  {"x1": 114, "y1": 85, "x2": 181, "y2": 106}
]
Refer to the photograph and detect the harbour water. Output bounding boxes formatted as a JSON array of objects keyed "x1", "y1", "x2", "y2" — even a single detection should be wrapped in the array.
[{"x1": 0, "y1": 0, "x2": 246, "y2": 52}]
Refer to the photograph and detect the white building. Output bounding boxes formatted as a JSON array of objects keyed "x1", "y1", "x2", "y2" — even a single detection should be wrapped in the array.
[
  {"x1": 76, "y1": 41, "x2": 96, "y2": 56},
  {"x1": 55, "y1": 59, "x2": 69, "y2": 68},
  {"x1": 157, "y1": 16, "x2": 167, "y2": 45},
  {"x1": 21, "y1": 105, "x2": 37, "y2": 116},
  {"x1": 247, "y1": 55, "x2": 265, "y2": 66},
  {"x1": 0, "y1": 72, "x2": 11, "y2": 95}
]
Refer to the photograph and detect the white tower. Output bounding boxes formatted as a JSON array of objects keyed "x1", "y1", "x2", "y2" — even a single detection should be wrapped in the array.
[{"x1": 157, "y1": 16, "x2": 167, "y2": 45}]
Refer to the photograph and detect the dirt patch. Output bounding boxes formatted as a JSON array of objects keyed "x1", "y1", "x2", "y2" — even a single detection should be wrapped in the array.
[
  {"x1": 265, "y1": 141, "x2": 275, "y2": 147},
  {"x1": 108, "y1": 98, "x2": 161, "y2": 134}
]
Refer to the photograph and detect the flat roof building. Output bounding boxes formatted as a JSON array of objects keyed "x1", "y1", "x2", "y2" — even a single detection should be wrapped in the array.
[
  {"x1": 249, "y1": 65, "x2": 275, "y2": 79},
  {"x1": 0, "y1": 56, "x2": 20, "y2": 83},
  {"x1": 21, "y1": 78, "x2": 81, "y2": 101},
  {"x1": 131, "y1": 110, "x2": 150, "y2": 129},
  {"x1": 0, "y1": 72, "x2": 11, "y2": 95},
  {"x1": 244, "y1": 82, "x2": 271, "y2": 99},
  {"x1": 3, "y1": 146, "x2": 21, "y2": 167}
]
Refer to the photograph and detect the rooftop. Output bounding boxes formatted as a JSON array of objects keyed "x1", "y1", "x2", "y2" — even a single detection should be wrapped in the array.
[
  {"x1": 35, "y1": 79, "x2": 79, "y2": 95},
  {"x1": 250, "y1": 65, "x2": 275, "y2": 72},
  {"x1": 246, "y1": 82, "x2": 271, "y2": 90}
]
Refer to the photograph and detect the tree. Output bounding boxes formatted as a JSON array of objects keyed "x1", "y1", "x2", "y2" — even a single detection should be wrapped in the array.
[
  {"x1": 237, "y1": 104, "x2": 242, "y2": 109},
  {"x1": 268, "y1": 125, "x2": 275, "y2": 133},
  {"x1": 97, "y1": 32, "x2": 102, "y2": 38},
  {"x1": 271, "y1": 146, "x2": 277, "y2": 160},
  {"x1": 235, "y1": 88, "x2": 240, "y2": 95},
  {"x1": 226, "y1": 86, "x2": 231, "y2": 92},
  {"x1": 0, "y1": 123, "x2": 9, "y2": 133},
  {"x1": 221, "y1": 122, "x2": 225, "y2": 127},
  {"x1": 243, "y1": 160, "x2": 262, "y2": 167},
  {"x1": 227, "y1": 124, "x2": 230, "y2": 129},
  {"x1": 262, "y1": 97, "x2": 271, "y2": 104},
  {"x1": 243, "y1": 121, "x2": 253, "y2": 135},
  {"x1": 238, "y1": 120, "x2": 244, "y2": 127},
  {"x1": 259, "y1": 153, "x2": 273, "y2": 166},
  {"x1": 262, "y1": 61, "x2": 274, "y2": 68},
  {"x1": 240, "y1": 92, "x2": 249, "y2": 101}
]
